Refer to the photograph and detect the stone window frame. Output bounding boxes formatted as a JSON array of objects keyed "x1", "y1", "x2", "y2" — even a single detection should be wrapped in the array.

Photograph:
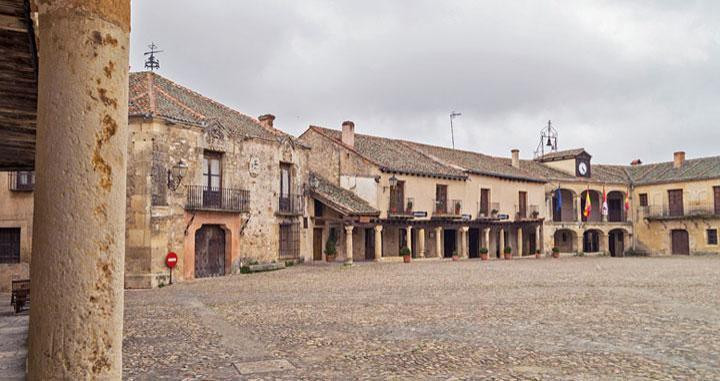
[{"x1": 707, "y1": 229, "x2": 718, "y2": 246}]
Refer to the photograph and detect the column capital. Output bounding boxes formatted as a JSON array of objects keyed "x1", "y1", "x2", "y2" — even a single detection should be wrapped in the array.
[
  {"x1": 407, "y1": 225, "x2": 413, "y2": 231},
  {"x1": 345, "y1": 225, "x2": 354, "y2": 233},
  {"x1": 374, "y1": 225, "x2": 383, "y2": 232},
  {"x1": 461, "y1": 226, "x2": 470, "y2": 232}
]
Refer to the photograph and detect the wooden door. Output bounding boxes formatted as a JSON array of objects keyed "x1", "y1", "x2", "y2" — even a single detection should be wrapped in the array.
[
  {"x1": 0, "y1": 228, "x2": 21, "y2": 264},
  {"x1": 671, "y1": 230, "x2": 689, "y2": 255},
  {"x1": 203, "y1": 152, "x2": 222, "y2": 208},
  {"x1": 714, "y1": 186, "x2": 720, "y2": 215},
  {"x1": 194, "y1": 225, "x2": 225, "y2": 278},
  {"x1": 279, "y1": 163, "x2": 292, "y2": 212},
  {"x1": 518, "y1": 191, "x2": 527, "y2": 218},
  {"x1": 313, "y1": 228, "x2": 323, "y2": 261},
  {"x1": 390, "y1": 181, "x2": 405, "y2": 213},
  {"x1": 364, "y1": 228, "x2": 375, "y2": 260},
  {"x1": 668, "y1": 189, "x2": 684, "y2": 217},
  {"x1": 480, "y1": 189, "x2": 490, "y2": 216},
  {"x1": 436, "y1": 185, "x2": 448, "y2": 213},
  {"x1": 608, "y1": 199, "x2": 622, "y2": 222}
]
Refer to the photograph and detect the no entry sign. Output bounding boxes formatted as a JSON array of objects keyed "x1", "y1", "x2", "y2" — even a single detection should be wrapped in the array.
[{"x1": 165, "y1": 252, "x2": 178, "y2": 269}]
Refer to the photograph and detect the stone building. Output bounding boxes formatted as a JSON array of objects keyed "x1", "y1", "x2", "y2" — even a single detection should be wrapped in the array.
[
  {"x1": 125, "y1": 72, "x2": 310, "y2": 288},
  {"x1": 299, "y1": 122, "x2": 547, "y2": 263},
  {"x1": 0, "y1": 171, "x2": 34, "y2": 291}
]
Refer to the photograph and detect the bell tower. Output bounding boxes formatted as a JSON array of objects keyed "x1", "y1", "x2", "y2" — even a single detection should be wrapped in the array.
[{"x1": 534, "y1": 120, "x2": 558, "y2": 159}]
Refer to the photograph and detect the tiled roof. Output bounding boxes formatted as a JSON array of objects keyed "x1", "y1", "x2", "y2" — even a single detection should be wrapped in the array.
[
  {"x1": 401, "y1": 142, "x2": 547, "y2": 183},
  {"x1": 537, "y1": 148, "x2": 588, "y2": 162},
  {"x1": 308, "y1": 126, "x2": 467, "y2": 180},
  {"x1": 310, "y1": 173, "x2": 379, "y2": 216},
  {"x1": 129, "y1": 71, "x2": 291, "y2": 141},
  {"x1": 627, "y1": 156, "x2": 720, "y2": 185}
]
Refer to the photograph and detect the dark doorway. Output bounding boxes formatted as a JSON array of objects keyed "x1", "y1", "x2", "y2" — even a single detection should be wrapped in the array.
[
  {"x1": 443, "y1": 229, "x2": 456, "y2": 258},
  {"x1": 583, "y1": 230, "x2": 600, "y2": 252},
  {"x1": 468, "y1": 228, "x2": 480, "y2": 258},
  {"x1": 194, "y1": 225, "x2": 225, "y2": 278},
  {"x1": 0, "y1": 228, "x2": 21, "y2": 264},
  {"x1": 528, "y1": 230, "x2": 537, "y2": 254},
  {"x1": 365, "y1": 228, "x2": 375, "y2": 260},
  {"x1": 495, "y1": 230, "x2": 502, "y2": 258},
  {"x1": 671, "y1": 229, "x2": 689, "y2": 255},
  {"x1": 313, "y1": 228, "x2": 323, "y2": 261},
  {"x1": 608, "y1": 229, "x2": 625, "y2": 257}
]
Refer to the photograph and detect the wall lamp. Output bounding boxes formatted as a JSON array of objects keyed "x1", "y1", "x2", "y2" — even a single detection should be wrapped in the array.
[{"x1": 167, "y1": 159, "x2": 188, "y2": 191}]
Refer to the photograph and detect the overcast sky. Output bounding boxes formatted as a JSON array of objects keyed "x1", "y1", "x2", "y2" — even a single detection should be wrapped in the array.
[{"x1": 130, "y1": 1, "x2": 720, "y2": 165}]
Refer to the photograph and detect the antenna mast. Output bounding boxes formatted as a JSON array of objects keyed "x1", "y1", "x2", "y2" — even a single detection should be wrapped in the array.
[
  {"x1": 144, "y1": 42, "x2": 163, "y2": 71},
  {"x1": 449, "y1": 111, "x2": 462, "y2": 149}
]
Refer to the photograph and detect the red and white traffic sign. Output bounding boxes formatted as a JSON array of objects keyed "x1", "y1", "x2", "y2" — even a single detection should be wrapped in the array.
[{"x1": 165, "y1": 252, "x2": 178, "y2": 269}]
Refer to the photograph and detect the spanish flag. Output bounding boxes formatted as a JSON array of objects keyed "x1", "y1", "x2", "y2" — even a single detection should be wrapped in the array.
[
  {"x1": 625, "y1": 193, "x2": 630, "y2": 211},
  {"x1": 583, "y1": 190, "x2": 592, "y2": 218}
]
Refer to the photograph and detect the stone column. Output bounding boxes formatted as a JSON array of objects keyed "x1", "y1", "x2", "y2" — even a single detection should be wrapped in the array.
[
  {"x1": 435, "y1": 227, "x2": 443, "y2": 258},
  {"x1": 28, "y1": 1, "x2": 130, "y2": 379},
  {"x1": 406, "y1": 226, "x2": 413, "y2": 252},
  {"x1": 417, "y1": 228, "x2": 426, "y2": 258},
  {"x1": 576, "y1": 196, "x2": 582, "y2": 222},
  {"x1": 499, "y1": 228, "x2": 505, "y2": 252},
  {"x1": 536, "y1": 225, "x2": 542, "y2": 253},
  {"x1": 461, "y1": 227, "x2": 469, "y2": 258},
  {"x1": 484, "y1": 228, "x2": 490, "y2": 251},
  {"x1": 603, "y1": 232, "x2": 610, "y2": 254},
  {"x1": 517, "y1": 227, "x2": 523, "y2": 256},
  {"x1": 374, "y1": 225, "x2": 383, "y2": 261},
  {"x1": 345, "y1": 225, "x2": 354, "y2": 264}
]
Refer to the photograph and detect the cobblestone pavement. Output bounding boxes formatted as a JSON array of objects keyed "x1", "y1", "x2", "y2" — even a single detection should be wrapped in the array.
[
  {"x1": 123, "y1": 257, "x2": 720, "y2": 380},
  {"x1": 0, "y1": 294, "x2": 28, "y2": 380}
]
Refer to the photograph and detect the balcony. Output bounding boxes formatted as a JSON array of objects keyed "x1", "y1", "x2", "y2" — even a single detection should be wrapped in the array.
[
  {"x1": 515, "y1": 204, "x2": 540, "y2": 220},
  {"x1": 186, "y1": 185, "x2": 250, "y2": 213},
  {"x1": 388, "y1": 197, "x2": 414, "y2": 218},
  {"x1": 8, "y1": 171, "x2": 34, "y2": 192},
  {"x1": 642, "y1": 204, "x2": 719, "y2": 220},
  {"x1": 477, "y1": 201, "x2": 500, "y2": 219},
  {"x1": 433, "y1": 199, "x2": 462, "y2": 218},
  {"x1": 278, "y1": 193, "x2": 304, "y2": 215}
]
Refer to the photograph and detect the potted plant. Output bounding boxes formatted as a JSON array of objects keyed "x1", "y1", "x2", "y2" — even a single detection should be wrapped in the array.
[
  {"x1": 503, "y1": 246, "x2": 512, "y2": 260},
  {"x1": 479, "y1": 247, "x2": 489, "y2": 261},
  {"x1": 535, "y1": 249, "x2": 541, "y2": 259},
  {"x1": 491, "y1": 209, "x2": 499, "y2": 217},
  {"x1": 454, "y1": 201, "x2": 462, "y2": 215},
  {"x1": 551, "y1": 247, "x2": 560, "y2": 259},
  {"x1": 406, "y1": 200, "x2": 413, "y2": 213},
  {"x1": 325, "y1": 236, "x2": 337, "y2": 262},
  {"x1": 531, "y1": 210, "x2": 540, "y2": 219},
  {"x1": 451, "y1": 250, "x2": 459, "y2": 261},
  {"x1": 400, "y1": 247, "x2": 411, "y2": 263}
]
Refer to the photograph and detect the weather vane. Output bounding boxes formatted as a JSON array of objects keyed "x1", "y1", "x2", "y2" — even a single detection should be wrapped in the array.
[{"x1": 144, "y1": 42, "x2": 163, "y2": 71}]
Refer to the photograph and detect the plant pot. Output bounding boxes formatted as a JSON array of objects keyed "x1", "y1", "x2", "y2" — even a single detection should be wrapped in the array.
[
  {"x1": 480, "y1": 253, "x2": 489, "y2": 261},
  {"x1": 552, "y1": 252, "x2": 560, "y2": 259},
  {"x1": 326, "y1": 254, "x2": 336, "y2": 262},
  {"x1": 403, "y1": 255, "x2": 411, "y2": 263},
  {"x1": 504, "y1": 253, "x2": 512, "y2": 260},
  {"x1": 452, "y1": 255, "x2": 459, "y2": 261}
]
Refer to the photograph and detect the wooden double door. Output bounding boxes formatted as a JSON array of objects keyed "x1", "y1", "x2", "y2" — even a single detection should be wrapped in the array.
[
  {"x1": 195, "y1": 225, "x2": 226, "y2": 278},
  {"x1": 671, "y1": 230, "x2": 689, "y2": 255}
]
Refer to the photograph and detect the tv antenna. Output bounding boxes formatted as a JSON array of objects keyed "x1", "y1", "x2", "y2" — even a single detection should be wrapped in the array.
[
  {"x1": 449, "y1": 111, "x2": 462, "y2": 149},
  {"x1": 534, "y1": 120, "x2": 558, "y2": 159},
  {"x1": 144, "y1": 42, "x2": 163, "y2": 71}
]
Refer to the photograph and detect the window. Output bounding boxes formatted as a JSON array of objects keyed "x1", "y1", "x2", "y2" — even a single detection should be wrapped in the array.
[
  {"x1": 480, "y1": 188, "x2": 490, "y2": 216},
  {"x1": 518, "y1": 191, "x2": 527, "y2": 218},
  {"x1": 314, "y1": 200, "x2": 324, "y2": 217},
  {"x1": 708, "y1": 229, "x2": 718, "y2": 245},
  {"x1": 203, "y1": 152, "x2": 222, "y2": 190},
  {"x1": 639, "y1": 193, "x2": 648, "y2": 207},
  {"x1": 0, "y1": 228, "x2": 21, "y2": 264},
  {"x1": 714, "y1": 186, "x2": 720, "y2": 215},
  {"x1": 435, "y1": 184, "x2": 448, "y2": 213},
  {"x1": 279, "y1": 223, "x2": 300, "y2": 258},
  {"x1": 9, "y1": 171, "x2": 34, "y2": 192}
]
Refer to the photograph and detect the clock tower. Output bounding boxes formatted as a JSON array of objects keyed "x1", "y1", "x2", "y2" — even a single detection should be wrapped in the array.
[{"x1": 575, "y1": 152, "x2": 592, "y2": 178}]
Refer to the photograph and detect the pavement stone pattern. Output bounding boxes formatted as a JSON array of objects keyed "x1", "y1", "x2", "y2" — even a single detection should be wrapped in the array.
[
  {"x1": 123, "y1": 257, "x2": 720, "y2": 380},
  {"x1": 0, "y1": 294, "x2": 28, "y2": 381}
]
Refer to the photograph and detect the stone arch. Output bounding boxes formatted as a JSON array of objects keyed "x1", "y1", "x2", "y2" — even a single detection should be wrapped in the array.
[
  {"x1": 580, "y1": 189, "x2": 603, "y2": 222},
  {"x1": 606, "y1": 190, "x2": 626, "y2": 222},
  {"x1": 551, "y1": 188, "x2": 577, "y2": 222},
  {"x1": 553, "y1": 229, "x2": 577, "y2": 253},
  {"x1": 582, "y1": 229, "x2": 603, "y2": 253},
  {"x1": 608, "y1": 228, "x2": 629, "y2": 257},
  {"x1": 185, "y1": 220, "x2": 233, "y2": 280}
]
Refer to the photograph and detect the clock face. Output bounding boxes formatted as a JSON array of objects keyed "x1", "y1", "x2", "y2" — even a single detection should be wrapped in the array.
[{"x1": 578, "y1": 162, "x2": 588, "y2": 175}]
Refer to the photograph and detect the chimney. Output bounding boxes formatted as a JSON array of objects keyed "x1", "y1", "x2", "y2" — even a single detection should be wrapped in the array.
[
  {"x1": 341, "y1": 121, "x2": 355, "y2": 148},
  {"x1": 673, "y1": 151, "x2": 685, "y2": 169},
  {"x1": 631, "y1": 159, "x2": 642, "y2": 166},
  {"x1": 511, "y1": 149, "x2": 520, "y2": 168},
  {"x1": 258, "y1": 114, "x2": 275, "y2": 128}
]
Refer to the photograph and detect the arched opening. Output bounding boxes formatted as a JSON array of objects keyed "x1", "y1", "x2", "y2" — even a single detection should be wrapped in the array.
[
  {"x1": 583, "y1": 230, "x2": 601, "y2": 253},
  {"x1": 580, "y1": 190, "x2": 602, "y2": 222},
  {"x1": 671, "y1": 229, "x2": 689, "y2": 255},
  {"x1": 553, "y1": 229, "x2": 576, "y2": 253},
  {"x1": 607, "y1": 191, "x2": 626, "y2": 222},
  {"x1": 552, "y1": 189, "x2": 576, "y2": 222},
  {"x1": 608, "y1": 229, "x2": 627, "y2": 257},
  {"x1": 194, "y1": 224, "x2": 226, "y2": 278}
]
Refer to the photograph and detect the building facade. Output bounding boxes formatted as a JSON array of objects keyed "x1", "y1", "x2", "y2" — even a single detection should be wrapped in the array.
[{"x1": 0, "y1": 171, "x2": 34, "y2": 291}]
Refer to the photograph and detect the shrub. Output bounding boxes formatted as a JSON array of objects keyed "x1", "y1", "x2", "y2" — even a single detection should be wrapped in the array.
[
  {"x1": 325, "y1": 235, "x2": 337, "y2": 256},
  {"x1": 285, "y1": 261, "x2": 294, "y2": 267},
  {"x1": 479, "y1": 247, "x2": 489, "y2": 254},
  {"x1": 399, "y1": 247, "x2": 411, "y2": 256},
  {"x1": 552, "y1": 247, "x2": 560, "y2": 253},
  {"x1": 504, "y1": 246, "x2": 512, "y2": 254},
  {"x1": 240, "y1": 266, "x2": 251, "y2": 274}
]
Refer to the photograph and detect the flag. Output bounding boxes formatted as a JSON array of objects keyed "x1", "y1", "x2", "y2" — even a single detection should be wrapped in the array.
[
  {"x1": 555, "y1": 185, "x2": 562, "y2": 212},
  {"x1": 601, "y1": 187, "x2": 608, "y2": 216},
  {"x1": 583, "y1": 189, "x2": 592, "y2": 218},
  {"x1": 625, "y1": 193, "x2": 630, "y2": 211}
]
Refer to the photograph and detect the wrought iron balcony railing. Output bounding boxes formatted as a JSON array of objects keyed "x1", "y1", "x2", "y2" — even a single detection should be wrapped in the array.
[
  {"x1": 186, "y1": 185, "x2": 250, "y2": 213},
  {"x1": 515, "y1": 204, "x2": 539, "y2": 220},
  {"x1": 478, "y1": 201, "x2": 500, "y2": 218},
  {"x1": 278, "y1": 193, "x2": 304, "y2": 215},
  {"x1": 642, "y1": 204, "x2": 719, "y2": 219},
  {"x1": 388, "y1": 197, "x2": 414, "y2": 217},
  {"x1": 433, "y1": 199, "x2": 462, "y2": 217}
]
